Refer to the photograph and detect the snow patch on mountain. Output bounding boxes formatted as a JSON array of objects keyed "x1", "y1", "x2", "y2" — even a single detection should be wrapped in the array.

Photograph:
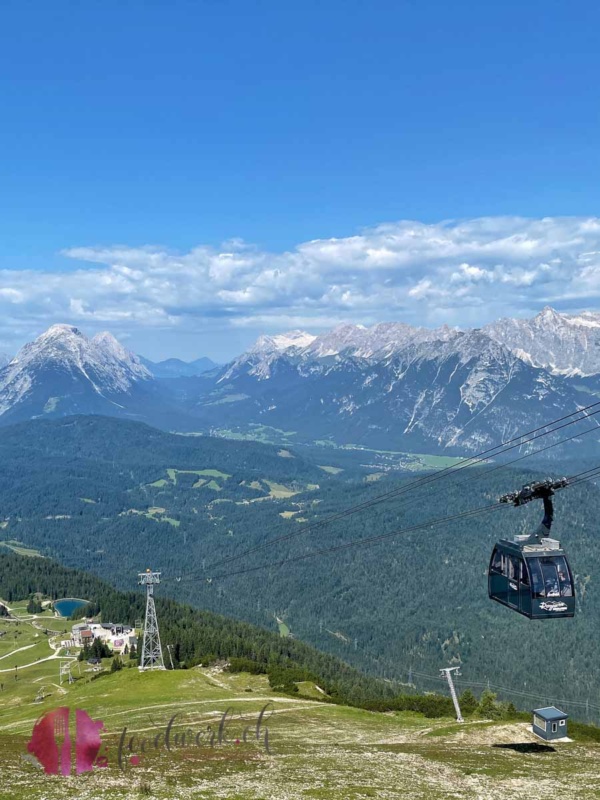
[
  {"x1": 223, "y1": 321, "x2": 463, "y2": 381},
  {"x1": 249, "y1": 330, "x2": 317, "y2": 354}
]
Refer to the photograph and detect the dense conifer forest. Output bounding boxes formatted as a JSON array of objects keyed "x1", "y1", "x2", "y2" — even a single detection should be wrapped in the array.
[
  {"x1": 0, "y1": 551, "x2": 393, "y2": 703},
  {"x1": 1, "y1": 415, "x2": 600, "y2": 714}
]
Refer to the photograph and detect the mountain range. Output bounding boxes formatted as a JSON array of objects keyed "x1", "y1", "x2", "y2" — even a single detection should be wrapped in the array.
[{"x1": 1, "y1": 309, "x2": 600, "y2": 455}]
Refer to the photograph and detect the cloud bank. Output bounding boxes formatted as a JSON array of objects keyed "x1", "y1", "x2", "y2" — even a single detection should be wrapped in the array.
[{"x1": 1, "y1": 216, "x2": 600, "y2": 357}]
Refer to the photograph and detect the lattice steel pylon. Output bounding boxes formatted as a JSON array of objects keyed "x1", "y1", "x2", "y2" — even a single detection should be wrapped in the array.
[{"x1": 138, "y1": 569, "x2": 166, "y2": 671}]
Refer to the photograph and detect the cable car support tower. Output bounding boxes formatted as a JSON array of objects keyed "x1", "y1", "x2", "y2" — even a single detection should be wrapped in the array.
[
  {"x1": 440, "y1": 667, "x2": 464, "y2": 723},
  {"x1": 138, "y1": 569, "x2": 166, "y2": 671}
]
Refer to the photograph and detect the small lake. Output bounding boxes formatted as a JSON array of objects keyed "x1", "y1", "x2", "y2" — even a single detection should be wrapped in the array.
[{"x1": 54, "y1": 598, "x2": 88, "y2": 618}]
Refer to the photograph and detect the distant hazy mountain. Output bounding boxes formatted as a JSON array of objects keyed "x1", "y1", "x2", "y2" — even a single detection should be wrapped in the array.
[
  {"x1": 139, "y1": 355, "x2": 219, "y2": 378},
  {"x1": 3, "y1": 310, "x2": 600, "y2": 454},
  {"x1": 0, "y1": 324, "x2": 186, "y2": 427},
  {"x1": 195, "y1": 326, "x2": 594, "y2": 454},
  {"x1": 220, "y1": 323, "x2": 458, "y2": 381},
  {"x1": 0, "y1": 353, "x2": 11, "y2": 369}
]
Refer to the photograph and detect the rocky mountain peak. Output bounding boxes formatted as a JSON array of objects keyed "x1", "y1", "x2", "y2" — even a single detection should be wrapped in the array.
[
  {"x1": 537, "y1": 305, "x2": 562, "y2": 319},
  {"x1": 484, "y1": 307, "x2": 600, "y2": 376},
  {"x1": 41, "y1": 323, "x2": 84, "y2": 338},
  {"x1": 0, "y1": 324, "x2": 152, "y2": 419}
]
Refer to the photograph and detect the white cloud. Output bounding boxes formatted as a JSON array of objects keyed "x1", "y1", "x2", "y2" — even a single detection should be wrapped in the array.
[{"x1": 1, "y1": 216, "x2": 600, "y2": 356}]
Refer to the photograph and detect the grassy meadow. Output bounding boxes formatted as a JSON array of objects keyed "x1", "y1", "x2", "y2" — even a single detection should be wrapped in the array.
[{"x1": 1, "y1": 602, "x2": 600, "y2": 799}]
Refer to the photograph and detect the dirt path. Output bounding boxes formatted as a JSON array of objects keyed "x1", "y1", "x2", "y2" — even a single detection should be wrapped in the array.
[
  {"x1": 0, "y1": 644, "x2": 36, "y2": 662},
  {"x1": 0, "y1": 652, "x2": 76, "y2": 673}
]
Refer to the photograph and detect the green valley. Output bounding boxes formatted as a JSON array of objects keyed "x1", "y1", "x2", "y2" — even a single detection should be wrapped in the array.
[
  {"x1": 2, "y1": 552, "x2": 600, "y2": 799},
  {"x1": 1, "y1": 416, "x2": 600, "y2": 726}
]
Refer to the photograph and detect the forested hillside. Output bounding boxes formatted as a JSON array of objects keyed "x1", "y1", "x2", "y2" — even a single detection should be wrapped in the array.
[
  {"x1": 0, "y1": 551, "x2": 390, "y2": 703},
  {"x1": 1, "y1": 415, "x2": 600, "y2": 713}
]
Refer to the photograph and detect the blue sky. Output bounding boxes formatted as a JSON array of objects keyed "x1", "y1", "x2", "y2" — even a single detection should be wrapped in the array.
[{"x1": 1, "y1": 0, "x2": 599, "y2": 360}]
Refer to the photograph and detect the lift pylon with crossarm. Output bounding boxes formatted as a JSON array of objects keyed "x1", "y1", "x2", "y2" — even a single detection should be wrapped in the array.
[
  {"x1": 138, "y1": 569, "x2": 166, "y2": 671},
  {"x1": 440, "y1": 666, "x2": 464, "y2": 722}
]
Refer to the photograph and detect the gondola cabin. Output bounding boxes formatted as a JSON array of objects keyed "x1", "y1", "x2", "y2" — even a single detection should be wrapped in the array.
[
  {"x1": 488, "y1": 537, "x2": 575, "y2": 619},
  {"x1": 490, "y1": 477, "x2": 576, "y2": 619}
]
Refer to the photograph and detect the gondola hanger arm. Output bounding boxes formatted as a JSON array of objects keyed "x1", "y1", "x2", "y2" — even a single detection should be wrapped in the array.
[{"x1": 499, "y1": 477, "x2": 569, "y2": 507}]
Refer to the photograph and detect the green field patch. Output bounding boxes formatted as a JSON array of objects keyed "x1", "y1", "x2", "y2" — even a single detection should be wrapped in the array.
[
  {"x1": 208, "y1": 428, "x2": 256, "y2": 441},
  {"x1": 193, "y1": 469, "x2": 231, "y2": 478},
  {"x1": 206, "y1": 393, "x2": 250, "y2": 405},
  {"x1": 318, "y1": 465, "x2": 344, "y2": 474},
  {"x1": 278, "y1": 449, "x2": 294, "y2": 458},
  {"x1": 0, "y1": 540, "x2": 43, "y2": 558},
  {"x1": 408, "y1": 453, "x2": 466, "y2": 470},
  {"x1": 235, "y1": 496, "x2": 272, "y2": 505},
  {"x1": 210, "y1": 424, "x2": 297, "y2": 445},
  {"x1": 425, "y1": 720, "x2": 496, "y2": 737},
  {"x1": 120, "y1": 507, "x2": 181, "y2": 526},
  {"x1": 0, "y1": 637, "x2": 51, "y2": 668},
  {"x1": 151, "y1": 468, "x2": 232, "y2": 489},
  {"x1": 279, "y1": 510, "x2": 299, "y2": 519},
  {"x1": 248, "y1": 423, "x2": 296, "y2": 438},
  {"x1": 146, "y1": 507, "x2": 180, "y2": 526},
  {"x1": 205, "y1": 480, "x2": 222, "y2": 491},
  {"x1": 335, "y1": 442, "x2": 467, "y2": 469},
  {"x1": 264, "y1": 480, "x2": 299, "y2": 498},
  {"x1": 79, "y1": 497, "x2": 97, "y2": 504}
]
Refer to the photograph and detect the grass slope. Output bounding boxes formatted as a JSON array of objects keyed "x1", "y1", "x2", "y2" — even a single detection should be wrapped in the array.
[
  {"x1": 1, "y1": 663, "x2": 600, "y2": 799},
  {"x1": 1, "y1": 595, "x2": 599, "y2": 799}
]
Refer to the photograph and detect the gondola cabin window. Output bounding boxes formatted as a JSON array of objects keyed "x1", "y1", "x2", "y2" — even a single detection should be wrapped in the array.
[
  {"x1": 528, "y1": 557, "x2": 573, "y2": 598},
  {"x1": 490, "y1": 549, "x2": 504, "y2": 574},
  {"x1": 519, "y1": 560, "x2": 529, "y2": 585}
]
